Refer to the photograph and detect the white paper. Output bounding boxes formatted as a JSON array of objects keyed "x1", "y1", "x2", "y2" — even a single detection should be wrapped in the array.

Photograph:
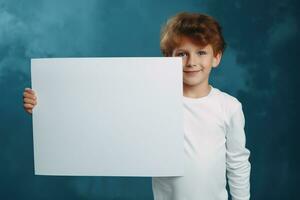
[{"x1": 31, "y1": 57, "x2": 184, "y2": 177}]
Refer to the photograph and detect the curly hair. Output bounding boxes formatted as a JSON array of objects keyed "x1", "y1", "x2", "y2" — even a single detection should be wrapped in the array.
[{"x1": 160, "y1": 12, "x2": 226, "y2": 57}]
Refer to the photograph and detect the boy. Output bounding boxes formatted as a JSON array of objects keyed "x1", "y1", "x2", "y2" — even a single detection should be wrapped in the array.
[{"x1": 23, "y1": 12, "x2": 251, "y2": 200}]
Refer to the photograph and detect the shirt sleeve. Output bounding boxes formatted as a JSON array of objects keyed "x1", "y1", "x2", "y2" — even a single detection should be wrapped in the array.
[{"x1": 226, "y1": 102, "x2": 251, "y2": 200}]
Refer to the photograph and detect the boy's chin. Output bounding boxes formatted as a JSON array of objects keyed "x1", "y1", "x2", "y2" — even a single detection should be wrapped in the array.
[
  {"x1": 183, "y1": 77, "x2": 207, "y2": 87},
  {"x1": 183, "y1": 80, "x2": 204, "y2": 87}
]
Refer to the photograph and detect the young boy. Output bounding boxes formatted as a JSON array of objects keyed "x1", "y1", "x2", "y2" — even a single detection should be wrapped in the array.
[{"x1": 23, "y1": 12, "x2": 251, "y2": 200}]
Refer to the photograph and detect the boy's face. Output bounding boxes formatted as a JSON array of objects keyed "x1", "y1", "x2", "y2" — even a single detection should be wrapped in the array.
[{"x1": 172, "y1": 37, "x2": 222, "y2": 88}]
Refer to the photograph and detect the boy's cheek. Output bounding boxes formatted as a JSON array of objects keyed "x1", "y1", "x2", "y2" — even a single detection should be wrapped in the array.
[{"x1": 181, "y1": 60, "x2": 187, "y2": 67}]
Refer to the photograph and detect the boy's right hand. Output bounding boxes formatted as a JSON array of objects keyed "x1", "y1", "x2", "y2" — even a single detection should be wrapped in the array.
[{"x1": 23, "y1": 88, "x2": 37, "y2": 114}]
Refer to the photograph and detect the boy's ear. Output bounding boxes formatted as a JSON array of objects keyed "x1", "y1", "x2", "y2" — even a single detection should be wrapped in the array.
[{"x1": 212, "y1": 52, "x2": 222, "y2": 68}]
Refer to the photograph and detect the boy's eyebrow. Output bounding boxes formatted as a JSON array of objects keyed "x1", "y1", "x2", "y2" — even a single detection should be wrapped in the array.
[
  {"x1": 175, "y1": 48, "x2": 207, "y2": 52},
  {"x1": 174, "y1": 49, "x2": 186, "y2": 52}
]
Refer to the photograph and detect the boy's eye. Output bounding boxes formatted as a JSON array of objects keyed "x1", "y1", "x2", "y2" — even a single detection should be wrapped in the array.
[
  {"x1": 197, "y1": 51, "x2": 207, "y2": 55},
  {"x1": 176, "y1": 52, "x2": 187, "y2": 57}
]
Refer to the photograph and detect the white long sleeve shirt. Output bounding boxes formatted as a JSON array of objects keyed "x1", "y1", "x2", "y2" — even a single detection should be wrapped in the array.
[{"x1": 152, "y1": 86, "x2": 251, "y2": 200}]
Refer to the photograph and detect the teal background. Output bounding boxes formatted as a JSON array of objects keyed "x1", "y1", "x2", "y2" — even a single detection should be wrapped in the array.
[{"x1": 0, "y1": 0, "x2": 299, "y2": 199}]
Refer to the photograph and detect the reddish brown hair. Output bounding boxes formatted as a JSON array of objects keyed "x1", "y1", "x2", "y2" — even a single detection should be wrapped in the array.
[{"x1": 160, "y1": 12, "x2": 226, "y2": 56}]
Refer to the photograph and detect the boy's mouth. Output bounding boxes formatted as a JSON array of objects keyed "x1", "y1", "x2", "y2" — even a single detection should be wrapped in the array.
[
  {"x1": 184, "y1": 70, "x2": 201, "y2": 72},
  {"x1": 183, "y1": 70, "x2": 202, "y2": 76},
  {"x1": 184, "y1": 69, "x2": 203, "y2": 72}
]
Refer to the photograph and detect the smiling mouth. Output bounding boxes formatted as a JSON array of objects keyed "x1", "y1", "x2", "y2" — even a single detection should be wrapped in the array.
[
  {"x1": 183, "y1": 70, "x2": 202, "y2": 76},
  {"x1": 183, "y1": 70, "x2": 202, "y2": 73}
]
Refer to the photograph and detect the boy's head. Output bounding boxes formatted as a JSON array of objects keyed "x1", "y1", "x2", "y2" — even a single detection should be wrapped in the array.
[
  {"x1": 160, "y1": 12, "x2": 226, "y2": 57},
  {"x1": 160, "y1": 12, "x2": 226, "y2": 89}
]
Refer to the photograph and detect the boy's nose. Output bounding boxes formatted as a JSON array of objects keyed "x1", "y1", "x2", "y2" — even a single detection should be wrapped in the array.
[{"x1": 187, "y1": 54, "x2": 199, "y2": 67}]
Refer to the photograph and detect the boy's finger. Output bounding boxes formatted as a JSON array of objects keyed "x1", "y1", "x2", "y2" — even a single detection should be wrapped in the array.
[
  {"x1": 25, "y1": 108, "x2": 32, "y2": 114},
  {"x1": 25, "y1": 88, "x2": 35, "y2": 94},
  {"x1": 24, "y1": 98, "x2": 36, "y2": 105},
  {"x1": 24, "y1": 103, "x2": 34, "y2": 109},
  {"x1": 23, "y1": 92, "x2": 36, "y2": 99}
]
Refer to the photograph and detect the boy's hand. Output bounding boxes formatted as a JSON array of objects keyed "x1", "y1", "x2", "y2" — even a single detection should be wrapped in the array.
[{"x1": 23, "y1": 88, "x2": 37, "y2": 114}]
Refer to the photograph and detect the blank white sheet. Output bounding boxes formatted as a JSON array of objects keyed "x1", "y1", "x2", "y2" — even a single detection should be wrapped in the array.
[{"x1": 31, "y1": 57, "x2": 184, "y2": 177}]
